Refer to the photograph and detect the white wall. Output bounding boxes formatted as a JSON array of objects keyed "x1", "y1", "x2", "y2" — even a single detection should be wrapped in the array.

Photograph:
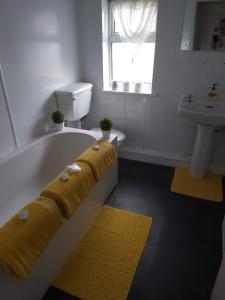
[
  {"x1": 0, "y1": 0, "x2": 81, "y2": 153},
  {"x1": 78, "y1": 0, "x2": 225, "y2": 171},
  {"x1": 181, "y1": 0, "x2": 197, "y2": 50},
  {"x1": 0, "y1": 78, "x2": 15, "y2": 157}
]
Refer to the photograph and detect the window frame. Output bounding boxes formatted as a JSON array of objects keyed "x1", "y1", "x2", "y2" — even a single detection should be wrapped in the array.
[{"x1": 108, "y1": 6, "x2": 156, "y2": 85}]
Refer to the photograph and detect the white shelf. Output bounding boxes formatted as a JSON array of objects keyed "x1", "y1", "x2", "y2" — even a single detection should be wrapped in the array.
[{"x1": 103, "y1": 88, "x2": 158, "y2": 97}]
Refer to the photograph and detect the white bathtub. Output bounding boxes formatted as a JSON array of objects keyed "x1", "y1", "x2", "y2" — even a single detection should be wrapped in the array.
[{"x1": 0, "y1": 128, "x2": 118, "y2": 300}]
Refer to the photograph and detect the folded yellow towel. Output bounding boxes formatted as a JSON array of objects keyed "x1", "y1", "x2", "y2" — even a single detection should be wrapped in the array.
[
  {"x1": 76, "y1": 140, "x2": 117, "y2": 182},
  {"x1": 40, "y1": 162, "x2": 95, "y2": 219},
  {"x1": 0, "y1": 198, "x2": 62, "y2": 280}
]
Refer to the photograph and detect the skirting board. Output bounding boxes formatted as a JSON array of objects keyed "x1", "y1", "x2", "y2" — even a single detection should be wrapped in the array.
[
  {"x1": 118, "y1": 146, "x2": 188, "y2": 168},
  {"x1": 119, "y1": 146, "x2": 225, "y2": 176}
]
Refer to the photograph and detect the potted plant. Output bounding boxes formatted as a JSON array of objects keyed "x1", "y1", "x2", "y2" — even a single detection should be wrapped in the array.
[
  {"x1": 51, "y1": 110, "x2": 64, "y2": 131},
  {"x1": 100, "y1": 117, "x2": 113, "y2": 139}
]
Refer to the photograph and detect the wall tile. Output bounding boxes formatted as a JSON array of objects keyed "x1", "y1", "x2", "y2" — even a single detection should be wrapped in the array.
[
  {"x1": 89, "y1": 90, "x2": 106, "y2": 120},
  {"x1": 164, "y1": 126, "x2": 188, "y2": 156},
  {"x1": 153, "y1": 61, "x2": 204, "y2": 95},
  {"x1": 146, "y1": 96, "x2": 168, "y2": 125},
  {"x1": 124, "y1": 120, "x2": 144, "y2": 148},
  {"x1": 85, "y1": 116, "x2": 102, "y2": 130},
  {"x1": 125, "y1": 94, "x2": 147, "y2": 121},
  {"x1": 144, "y1": 122, "x2": 166, "y2": 151},
  {"x1": 106, "y1": 93, "x2": 126, "y2": 119},
  {"x1": 166, "y1": 96, "x2": 194, "y2": 127},
  {"x1": 111, "y1": 117, "x2": 125, "y2": 132}
]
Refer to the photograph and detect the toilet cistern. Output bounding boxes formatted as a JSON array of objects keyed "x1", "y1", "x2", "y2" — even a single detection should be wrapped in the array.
[{"x1": 54, "y1": 82, "x2": 93, "y2": 129}]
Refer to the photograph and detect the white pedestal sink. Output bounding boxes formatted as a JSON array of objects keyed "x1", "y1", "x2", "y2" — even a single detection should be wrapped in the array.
[
  {"x1": 178, "y1": 95, "x2": 225, "y2": 178},
  {"x1": 190, "y1": 124, "x2": 214, "y2": 177}
]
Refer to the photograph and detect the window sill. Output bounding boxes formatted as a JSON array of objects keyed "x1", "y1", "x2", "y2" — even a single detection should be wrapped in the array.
[{"x1": 103, "y1": 88, "x2": 158, "y2": 97}]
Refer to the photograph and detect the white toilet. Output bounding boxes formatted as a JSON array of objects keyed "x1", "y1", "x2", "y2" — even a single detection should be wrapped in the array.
[
  {"x1": 91, "y1": 127, "x2": 126, "y2": 148},
  {"x1": 54, "y1": 82, "x2": 126, "y2": 148}
]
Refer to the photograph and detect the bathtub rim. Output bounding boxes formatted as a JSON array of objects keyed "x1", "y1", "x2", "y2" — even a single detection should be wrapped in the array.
[{"x1": 0, "y1": 128, "x2": 102, "y2": 167}]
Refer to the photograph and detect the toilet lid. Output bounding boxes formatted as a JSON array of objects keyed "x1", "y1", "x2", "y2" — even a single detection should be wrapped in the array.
[{"x1": 91, "y1": 128, "x2": 126, "y2": 142}]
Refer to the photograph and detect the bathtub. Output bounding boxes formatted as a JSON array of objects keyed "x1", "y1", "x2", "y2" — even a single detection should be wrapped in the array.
[{"x1": 0, "y1": 128, "x2": 118, "y2": 300}]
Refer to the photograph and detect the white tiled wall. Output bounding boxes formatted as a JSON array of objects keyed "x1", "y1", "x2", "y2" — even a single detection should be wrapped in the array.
[{"x1": 78, "y1": 0, "x2": 225, "y2": 170}]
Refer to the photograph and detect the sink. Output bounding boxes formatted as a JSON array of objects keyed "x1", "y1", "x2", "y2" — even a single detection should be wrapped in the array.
[
  {"x1": 178, "y1": 95, "x2": 225, "y2": 178},
  {"x1": 178, "y1": 96, "x2": 225, "y2": 126}
]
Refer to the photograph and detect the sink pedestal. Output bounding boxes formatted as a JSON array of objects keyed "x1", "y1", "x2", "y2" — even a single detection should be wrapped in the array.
[{"x1": 190, "y1": 124, "x2": 214, "y2": 177}]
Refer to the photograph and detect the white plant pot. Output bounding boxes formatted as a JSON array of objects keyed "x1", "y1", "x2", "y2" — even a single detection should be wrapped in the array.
[
  {"x1": 134, "y1": 82, "x2": 143, "y2": 93},
  {"x1": 55, "y1": 122, "x2": 64, "y2": 131},
  {"x1": 123, "y1": 81, "x2": 130, "y2": 91},
  {"x1": 101, "y1": 130, "x2": 111, "y2": 140}
]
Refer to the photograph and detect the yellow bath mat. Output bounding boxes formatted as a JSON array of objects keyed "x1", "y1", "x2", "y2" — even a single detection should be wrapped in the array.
[
  {"x1": 171, "y1": 168, "x2": 223, "y2": 202},
  {"x1": 53, "y1": 205, "x2": 152, "y2": 300}
]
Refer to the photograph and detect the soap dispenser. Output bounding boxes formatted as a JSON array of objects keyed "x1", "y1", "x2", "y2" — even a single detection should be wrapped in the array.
[{"x1": 208, "y1": 83, "x2": 219, "y2": 101}]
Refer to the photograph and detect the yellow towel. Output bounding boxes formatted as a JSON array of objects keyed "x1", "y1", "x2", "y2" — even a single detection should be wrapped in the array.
[
  {"x1": 76, "y1": 140, "x2": 117, "y2": 181},
  {"x1": 40, "y1": 162, "x2": 95, "y2": 219},
  {"x1": 0, "y1": 198, "x2": 62, "y2": 280}
]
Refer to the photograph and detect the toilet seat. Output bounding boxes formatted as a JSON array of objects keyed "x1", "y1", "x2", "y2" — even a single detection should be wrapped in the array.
[{"x1": 91, "y1": 128, "x2": 126, "y2": 148}]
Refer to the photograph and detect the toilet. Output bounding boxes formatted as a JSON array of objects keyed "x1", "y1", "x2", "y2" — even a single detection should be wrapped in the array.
[
  {"x1": 91, "y1": 128, "x2": 126, "y2": 148},
  {"x1": 54, "y1": 82, "x2": 126, "y2": 148},
  {"x1": 55, "y1": 82, "x2": 93, "y2": 129}
]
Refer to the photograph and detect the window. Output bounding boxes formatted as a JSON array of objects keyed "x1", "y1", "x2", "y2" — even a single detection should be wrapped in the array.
[{"x1": 108, "y1": 0, "x2": 158, "y2": 92}]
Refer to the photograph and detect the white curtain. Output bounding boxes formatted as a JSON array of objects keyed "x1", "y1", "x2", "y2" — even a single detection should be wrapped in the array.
[{"x1": 111, "y1": 0, "x2": 158, "y2": 45}]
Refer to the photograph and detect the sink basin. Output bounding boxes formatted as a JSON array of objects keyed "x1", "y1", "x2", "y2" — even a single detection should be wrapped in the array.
[
  {"x1": 178, "y1": 95, "x2": 225, "y2": 178},
  {"x1": 178, "y1": 96, "x2": 225, "y2": 126}
]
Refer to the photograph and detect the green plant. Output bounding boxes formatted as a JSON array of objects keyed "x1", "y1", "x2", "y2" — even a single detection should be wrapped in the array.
[
  {"x1": 51, "y1": 111, "x2": 64, "y2": 124},
  {"x1": 99, "y1": 118, "x2": 113, "y2": 131}
]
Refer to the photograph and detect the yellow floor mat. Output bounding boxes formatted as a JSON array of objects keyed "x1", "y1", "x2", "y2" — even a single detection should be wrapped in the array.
[
  {"x1": 53, "y1": 205, "x2": 152, "y2": 300},
  {"x1": 171, "y1": 168, "x2": 223, "y2": 202}
]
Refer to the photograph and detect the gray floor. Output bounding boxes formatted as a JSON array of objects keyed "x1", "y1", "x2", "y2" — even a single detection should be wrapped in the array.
[{"x1": 43, "y1": 159, "x2": 225, "y2": 300}]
